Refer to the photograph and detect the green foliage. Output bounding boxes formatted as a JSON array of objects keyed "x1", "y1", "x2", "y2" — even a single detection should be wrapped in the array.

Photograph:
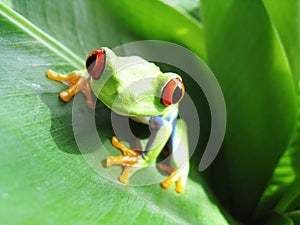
[
  {"x1": 1, "y1": 0, "x2": 300, "y2": 224},
  {"x1": 201, "y1": 0, "x2": 296, "y2": 220}
]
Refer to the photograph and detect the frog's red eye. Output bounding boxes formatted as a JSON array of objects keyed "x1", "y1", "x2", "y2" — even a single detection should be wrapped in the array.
[
  {"x1": 86, "y1": 49, "x2": 106, "y2": 80},
  {"x1": 161, "y1": 78, "x2": 185, "y2": 106}
]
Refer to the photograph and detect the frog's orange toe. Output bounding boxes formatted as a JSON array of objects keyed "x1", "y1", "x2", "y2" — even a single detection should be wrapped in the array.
[
  {"x1": 175, "y1": 179, "x2": 185, "y2": 193},
  {"x1": 160, "y1": 170, "x2": 187, "y2": 193},
  {"x1": 59, "y1": 91, "x2": 72, "y2": 102},
  {"x1": 46, "y1": 69, "x2": 54, "y2": 77},
  {"x1": 119, "y1": 173, "x2": 129, "y2": 185},
  {"x1": 106, "y1": 156, "x2": 114, "y2": 168},
  {"x1": 46, "y1": 70, "x2": 61, "y2": 81},
  {"x1": 161, "y1": 179, "x2": 174, "y2": 189}
]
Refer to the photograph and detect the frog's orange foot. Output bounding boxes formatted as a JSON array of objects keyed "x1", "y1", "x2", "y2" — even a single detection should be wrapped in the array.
[
  {"x1": 106, "y1": 136, "x2": 143, "y2": 185},
  {"x1": 161, "y1": 170, "x2": 186, "y2": 194},
  {"x1": 46, "y1": 70, "x2": 95, "y2": 109}
]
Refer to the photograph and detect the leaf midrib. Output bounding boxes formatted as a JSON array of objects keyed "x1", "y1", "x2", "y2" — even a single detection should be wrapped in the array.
[{"x1": 0, "y1": 2, "x2": 83, "y2": 69}]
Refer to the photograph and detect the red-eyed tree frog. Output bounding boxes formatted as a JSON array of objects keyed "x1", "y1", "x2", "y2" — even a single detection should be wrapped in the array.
[{"x1": 46, "y1": 47, "x2": 189, "y2": 193}]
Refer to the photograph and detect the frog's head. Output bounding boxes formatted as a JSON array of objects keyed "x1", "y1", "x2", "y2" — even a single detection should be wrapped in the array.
[{"x1": 85, "y1": 47, "x2": 185, "y2": 116}]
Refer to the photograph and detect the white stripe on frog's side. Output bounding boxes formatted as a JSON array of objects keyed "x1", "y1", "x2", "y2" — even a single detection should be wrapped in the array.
[
  {"x1": 130, "y1": 105, "x2": 179, "y2": 125},
  {"x1": 130, "y1": 115, "x2": 151, "y2": 125},
  {"x1": 161, "y1": 104, "x2": 179, "y2": 124}
]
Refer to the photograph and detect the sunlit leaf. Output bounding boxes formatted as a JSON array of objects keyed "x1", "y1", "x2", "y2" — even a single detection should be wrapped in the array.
[
  {"x1": 160, "y1": 0, "x2": 201, "y2": 21},
  {"x1": 102, "y1": 0, "x2": 206, "y2": 60},
  {"x1": 257, "y1": 81, "x2": 300, "y2": 214},
  {"x1": 201, "y1": 0, "x2": 296, "y2": 221},
  {"x1": 262, "y1": 0, "x2": 300, "y2": 84}
]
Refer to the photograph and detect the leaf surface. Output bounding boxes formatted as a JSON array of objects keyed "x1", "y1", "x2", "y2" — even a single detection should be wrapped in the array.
[
  {"x1": 0, "y1": 1, "x2": 229, "y2": 224},
  {"x1": 201, "y1": 0, "x2": 296, "y2": 221}
]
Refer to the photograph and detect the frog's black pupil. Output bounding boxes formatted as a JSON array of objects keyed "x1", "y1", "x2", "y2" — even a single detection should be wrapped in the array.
[
  {"x1": 86, "y1": 53, "x2": 97, "y2": 72},
  {"x1": 172, "y1": 86, "x2": 182, "y2": 104}
]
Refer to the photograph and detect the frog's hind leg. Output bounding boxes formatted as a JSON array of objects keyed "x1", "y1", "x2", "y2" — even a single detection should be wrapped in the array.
[
  {"x1": 160, "y1": 119, "x2": 190, "y2": 193},
  {"x1": 46, "y1": 70, "x2": 95, "y2": 109}
]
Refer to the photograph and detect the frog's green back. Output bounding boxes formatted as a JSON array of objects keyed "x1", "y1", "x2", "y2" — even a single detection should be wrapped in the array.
[{"x1": 90, "y1": 48, "x2": 180, "y2": 116}]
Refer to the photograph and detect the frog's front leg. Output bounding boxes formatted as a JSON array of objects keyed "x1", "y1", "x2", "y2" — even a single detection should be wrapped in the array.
[
  {"x1": 106, "y1": 136, "x2": 143, "y2": 184},
  {"x1": 106, "y1": 116, "x2": 173, "y2": 185},
  {"x1": 46, "y1": 70, "x2": 95, "y2": 109}
]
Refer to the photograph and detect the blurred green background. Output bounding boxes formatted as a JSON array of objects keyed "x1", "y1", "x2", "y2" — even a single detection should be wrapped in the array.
[{"x1": 1, "y1": 0, "x2": 300, "y2": 224}]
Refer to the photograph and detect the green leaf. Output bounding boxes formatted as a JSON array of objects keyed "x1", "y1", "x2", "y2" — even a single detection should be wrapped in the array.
[
  {"x1": 287, "y1": 210, "x2": 300, "y2": 225},
  {"x1": 259, "y1": 211, "x2": 294, "y2": 225},
  {"x1": 255, "y1": 0, "x2": 300, "y2": 215},
  {"x1": 102, "y1": 0, "x2": 206, "y2": 60},
  {"x1": 160, "y1": 0, "x2": 201, "y2": 21},
  {"x1": 201, "y1": 0, "x2": 296, "y2": 221},
  {"x1": 261, "y1": 0, "x2": 300, "y2": 84},
  {"x1": 0, "y1": 1, "x2": 229, "y2": 224},
  {"x1": 256, "y1": 81, "x2": 300, "y2": 214}
]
